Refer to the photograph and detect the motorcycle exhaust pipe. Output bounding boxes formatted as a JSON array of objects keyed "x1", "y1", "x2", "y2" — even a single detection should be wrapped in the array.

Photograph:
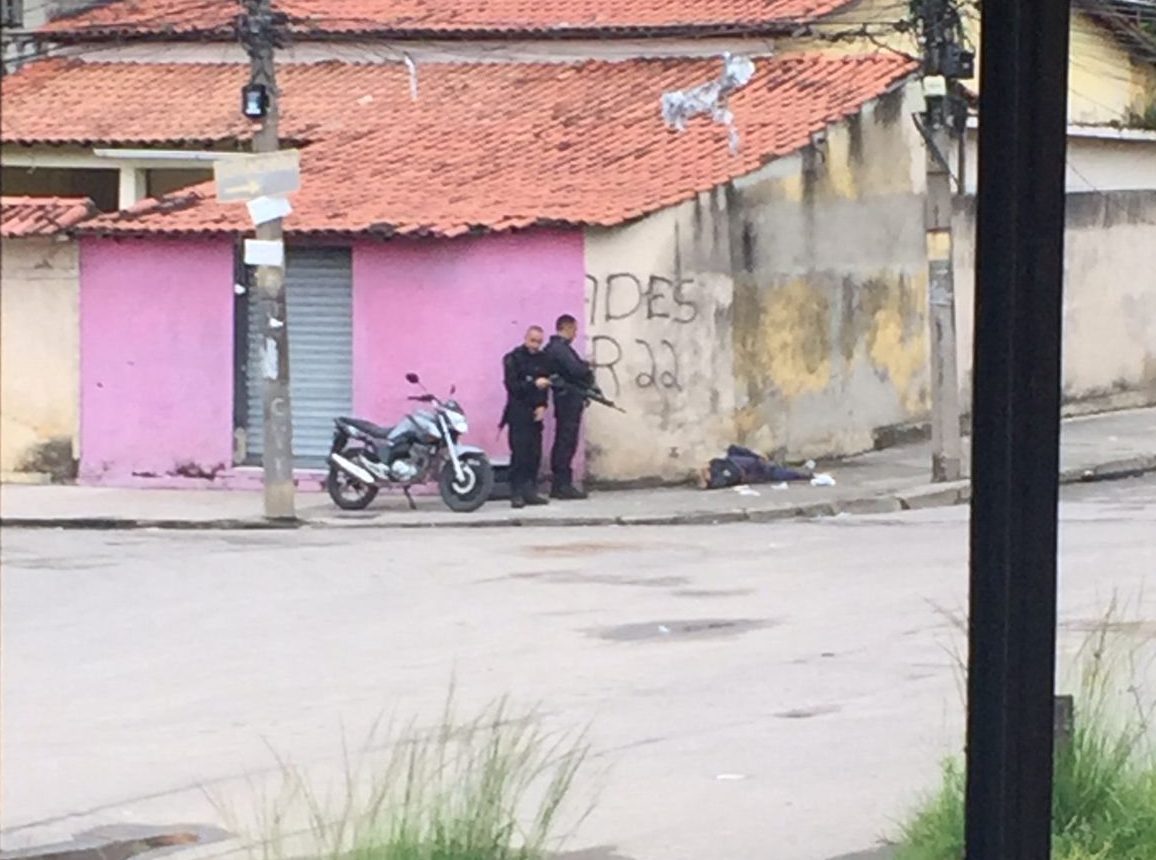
[{"x1": 330, "y1": 453, "x2": 376, "y2": 484}]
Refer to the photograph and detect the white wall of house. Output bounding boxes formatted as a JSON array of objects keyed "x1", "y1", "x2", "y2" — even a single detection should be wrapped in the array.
[
  {"x1": 953, "y1": 191, "x2": 1156, "y2": 410},
  {"x1": 0, "y1": 236, "x2": 80, "y2": 480},
  {"x1": 962, "y1": 126, "x2": 1156, "y2": 194}
]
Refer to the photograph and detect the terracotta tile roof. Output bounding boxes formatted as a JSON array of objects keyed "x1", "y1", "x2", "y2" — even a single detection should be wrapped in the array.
[
  {"x1": 0, "y1": 196, "x2": 97, "y2": 237},
  {"x1": 41, "y1": 0, "x2": 852, "y2": 39},
  {"x1": 2, "y1": 59, "x2": 321, "y2": 146},
  {"x1": 70, "y1": 54, "x2": 916, "y2": 237}
]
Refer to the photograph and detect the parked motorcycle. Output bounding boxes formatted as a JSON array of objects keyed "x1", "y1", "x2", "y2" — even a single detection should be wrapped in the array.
[{"x1": 326, "y1": 373, "x2": 494, "y2": 513}]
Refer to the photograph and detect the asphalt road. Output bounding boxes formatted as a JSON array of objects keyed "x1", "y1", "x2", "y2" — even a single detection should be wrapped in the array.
[{"x1": 2, "y1": 477, "x2": 1154, "y2": 860}]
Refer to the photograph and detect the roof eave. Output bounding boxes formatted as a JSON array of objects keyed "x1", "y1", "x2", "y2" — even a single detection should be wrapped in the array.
[{"x1": 37, "y1": 19, "x2": 811, "y2": 44}]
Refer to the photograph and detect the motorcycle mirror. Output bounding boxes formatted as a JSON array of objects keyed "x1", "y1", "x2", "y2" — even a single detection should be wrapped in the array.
[
  {"x1": 450, "y1": 384, "x2": 457, "y2": 395},
  {"x1": 405, "y1": 373, "x2": 420, "y2": 385}
]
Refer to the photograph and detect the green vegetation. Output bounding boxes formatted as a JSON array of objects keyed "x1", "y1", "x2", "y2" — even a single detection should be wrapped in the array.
[
  {"x1": 896, "y1": 608, "x2": 1156, "y2": 860},
  {"x1": 220, "y1": 697, "x2": 591, "y2": 860}
]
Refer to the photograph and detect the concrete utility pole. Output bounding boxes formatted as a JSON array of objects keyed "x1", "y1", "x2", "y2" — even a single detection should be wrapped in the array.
[
  {"x1": 918, "y1": 0, "x2": 970, "y2": 483},
  {"x1": 240, "y1": 0, "x2": 295, "y2": 520}
]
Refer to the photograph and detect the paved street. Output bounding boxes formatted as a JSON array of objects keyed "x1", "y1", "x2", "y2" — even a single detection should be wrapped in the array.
[{"x1": 2, "y1": 477, "x2": 1154, "y2": 860}]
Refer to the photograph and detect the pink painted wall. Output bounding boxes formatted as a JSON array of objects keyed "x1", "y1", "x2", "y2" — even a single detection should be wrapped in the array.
[
  {"x1": 353, "y1": 230, "x2": 587, "y2": 471},
  {"x1": 79, "y1": 237, "x2": 236, "y2": 483}
]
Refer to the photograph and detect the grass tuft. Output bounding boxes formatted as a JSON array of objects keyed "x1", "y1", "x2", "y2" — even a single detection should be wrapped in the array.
[
  {"x1": 896, "y1": 601, "x2": 1156, "y2": 860},
  {"x1": 216, "y1": 696, "x2": 591, "y2": 860}
]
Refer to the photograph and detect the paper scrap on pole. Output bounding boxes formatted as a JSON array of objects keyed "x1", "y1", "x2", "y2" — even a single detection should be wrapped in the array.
[
  {"x1": 244, "y1": 238, "x2": 284, "y2": 267},
  {"x1": 263, "y1": 337, "x2": 279, "y2": 380},
  {"x1": 246, "y1": 195, "x2": 292, "y2": 226}
]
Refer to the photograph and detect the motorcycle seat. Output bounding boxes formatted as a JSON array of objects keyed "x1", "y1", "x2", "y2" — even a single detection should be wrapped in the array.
[{"x1": 338, "y1": 417, "x2": 393, "y2": 438}]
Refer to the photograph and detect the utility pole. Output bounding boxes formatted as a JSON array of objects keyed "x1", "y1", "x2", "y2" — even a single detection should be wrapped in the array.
[
  {"x1": 917, "y1": 0, "x2": 971, "y2": 482},
  {"x1": 965, "y1": 0, "x2": 1070, "y2": 852},
  {"x1": 240, "y1": 0, "x2": 295, "y2": 520}
]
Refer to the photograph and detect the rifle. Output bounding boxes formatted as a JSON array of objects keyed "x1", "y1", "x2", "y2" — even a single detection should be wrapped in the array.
[{"x1": 549, "y1": 375, "x2": 626, "y2": 413}]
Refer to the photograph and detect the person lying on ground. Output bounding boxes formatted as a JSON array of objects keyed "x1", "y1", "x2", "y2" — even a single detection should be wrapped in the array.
[{"x1": 697, "y1": 445, "x2": 816, "y2": 490}]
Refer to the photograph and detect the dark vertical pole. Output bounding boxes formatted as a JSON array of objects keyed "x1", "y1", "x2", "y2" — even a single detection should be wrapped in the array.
[
  {"x1": 232, "y1": 242, "x2": 250, "y2": 462},
  {"x1": 965, "y1": 0, "x2": 1070, "y2": 856}
]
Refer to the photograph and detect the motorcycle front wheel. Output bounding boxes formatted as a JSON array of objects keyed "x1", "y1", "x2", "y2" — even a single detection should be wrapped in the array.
[
  {"x1": 326, "y1": 464, "x2": 380, "y2": 511},
  {"x1": 438, "y1": 455, "x2": 495, "y2": 513}
]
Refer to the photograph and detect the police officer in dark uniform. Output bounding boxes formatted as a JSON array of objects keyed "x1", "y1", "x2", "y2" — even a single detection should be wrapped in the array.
[
  {"x1": 544, "y1": 314, "x2": 595, "y2": 500},
  {"x1": 501, "y1": 325, "x2": 552, "y2": 508}
]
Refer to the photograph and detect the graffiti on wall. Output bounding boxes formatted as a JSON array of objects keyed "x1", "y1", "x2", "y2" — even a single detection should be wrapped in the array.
[{"x1": 585, "y1": 273, "x2": 701, "y2": 398}]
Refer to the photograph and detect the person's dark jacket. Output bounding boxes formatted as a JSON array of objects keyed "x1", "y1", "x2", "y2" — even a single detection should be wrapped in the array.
[
  {"x1": 704, "y1": 445, "x2": 811, "y2": 489},
  {"x1": 501, "y1": 345, "x2": 550, "y2": 427},
  {"x1": 544, "y1": 335, "x2": 595, "y2": 406}
]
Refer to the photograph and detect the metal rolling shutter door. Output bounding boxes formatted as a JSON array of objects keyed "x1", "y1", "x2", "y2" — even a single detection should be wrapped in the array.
[{"x1": 246, "y1": 248, "x2": 353, "y2": 468}]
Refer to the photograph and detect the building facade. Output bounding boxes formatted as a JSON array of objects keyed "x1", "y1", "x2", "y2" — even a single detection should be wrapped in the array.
[
  {"x1": 2, "y1": 0, "x2": 1154, "y2": 488},
  {"x1": 0, "y1": 197, "x2": 92, "y2": 480}
]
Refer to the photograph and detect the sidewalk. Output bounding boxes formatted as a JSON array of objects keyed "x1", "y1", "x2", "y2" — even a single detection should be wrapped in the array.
[{"x1": 2, "y1": 408, "x2": 1154, "y2": 530}]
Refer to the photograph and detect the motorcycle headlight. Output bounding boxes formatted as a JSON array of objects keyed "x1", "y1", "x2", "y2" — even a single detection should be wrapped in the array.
[{"x1": 450, "y1": 412, "x2": 468, "y2": 433}]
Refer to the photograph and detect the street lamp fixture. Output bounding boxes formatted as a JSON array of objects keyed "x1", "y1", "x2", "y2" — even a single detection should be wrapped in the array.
[{"x1": 242, "y1": 83, "x2": 269, "y2": 120}]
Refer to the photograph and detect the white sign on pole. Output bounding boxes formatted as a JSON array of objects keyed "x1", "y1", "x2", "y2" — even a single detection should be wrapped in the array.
[
  {"x1": 214, "y1": 150, "x2": 301, "y2": 203},
  {"x1": 244, "y1": 238, "x2": 285, "y2": 267},
  {"x1": 246, "y1": 195, "x2": 293, "y2": 226}
]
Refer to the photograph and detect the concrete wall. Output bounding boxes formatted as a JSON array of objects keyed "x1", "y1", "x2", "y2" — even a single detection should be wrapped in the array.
[
  {"x1": 0, "y1": 237, "x2": 80, "y2": 480},
  {"x1": 726, "y1": 85, "x2": 930, "y2": 459},
  {"x1": 581, "y1": 83, "x2": 931, "y2": 479},
  {"x1": 584, "y1": 192, "x2": 738, "y2": 481},
  {"x1": 353, "y1": 230, "x2": 586, "y2": 462},
  {"x1": 79, "y1": 237, "x2": 236, "y2": 483},
  {"x1": 953, "y1": 191, "x2": 1156, "y2": 409},
  {"x1": 963, "y1": 130, "x2": 1156, "y2": 195}
]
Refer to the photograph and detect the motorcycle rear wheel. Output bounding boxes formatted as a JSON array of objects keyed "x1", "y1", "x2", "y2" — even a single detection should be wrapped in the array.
[
  {"x1": 439, "y1": 455, "x2": 494, "y2": 513},
  {"x1": 326, "y1": 465, "x2": 380, "y2": 511}
]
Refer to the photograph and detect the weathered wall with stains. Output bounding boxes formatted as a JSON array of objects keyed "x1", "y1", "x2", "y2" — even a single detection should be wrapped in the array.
[
  {"x1": 728, "y1": 83, "x2": 930, "y2": 459},
  {"x1": 1066, "y1": 12, "x2": 1156, "y2": 127},
  {"x1": 582, "y1": 83, "x2": 933, "y2": 480},
  {"x1": 79, "y1": 237, "x2": 236, "y2": 483},
  {"x1": 583, "y1": 191, "x2": 737, "y2": 481},
  {"x1": 953, "y1": 191, "x2": 1156, "y2": 409},
  {"x1": 354, "y1": 230, "x2": 586, "y2": 463},
  {"x1": 0, "y1": 237, "x2": 80, "y2": 480}
]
